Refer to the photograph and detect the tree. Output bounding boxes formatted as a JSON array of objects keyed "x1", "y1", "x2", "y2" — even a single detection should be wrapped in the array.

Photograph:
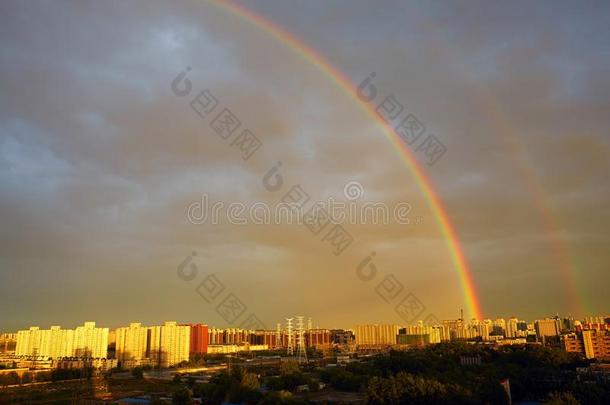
[
  {"x1": 21, "y1": 372, "x2": 32, "y2": 384},
  {"x1": 241, "y1": 372, "x2": 260, "y2": 390},
  {"x1": 132, "y1": 366, "x2": 144, "y2": 379},
  {"x1": 544, "y1": 391, "x2": 581, "y2": 405},
  {"x1": 172, "y1": 387, "x2": 193, "y2": 405},
  {"x1": 279, "y1": 360, "x2": 300, "y2": 375}
]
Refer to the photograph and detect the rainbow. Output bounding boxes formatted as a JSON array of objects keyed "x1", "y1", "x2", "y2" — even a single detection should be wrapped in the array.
[
  {"x1": 416, "y1": 25, "x2": 584, "y2": 316},
  {"x1": 210, "y1": 0, "x2": 484, "y2": 320}
]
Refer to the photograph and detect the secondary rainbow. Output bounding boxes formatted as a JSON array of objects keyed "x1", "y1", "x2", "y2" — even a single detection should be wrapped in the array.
[{"x1": 210, "y1": 0, "x2": 483, "y2": 320}]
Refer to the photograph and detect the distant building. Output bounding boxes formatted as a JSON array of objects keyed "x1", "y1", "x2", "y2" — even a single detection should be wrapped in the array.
[
  {"x1": 398, "y1": 322, "x2": 442, "y2": 344},
  {"x1": 396, "y1": 333, "x2": 429, "y2": 347},
  {"x1": 207, "y1": 344, "x2": 268, "y2": 354},
  {"x1": 493, "y1": 318, "x2": 507, "y2": 337},
  {"x1": 355, "y1": 324, "x2": 399, "y2": 346},
  {"x1": 584, "y1": 315, "x2": 610, "y2": 325},
  {"x1": 478, "y1": 319, "x2": 492, "y2": 341},
  {"x1": 148, "y1": 321, "x2": 190, "y2": 368},
  {"x1": 562, "y1": 317, "x2": 576, "y2": 333},
  {"x1": 578, "y1": 316, "x2": 610, "y2": 332},
  {"x1": 306, "y1": 329, "x2": 331, "y2": 348},
  {"x1": 41, "y1": 326, "x2": 74, "y2": 358},
  {"x1": 506, "y1": 318, "x2": 518, "y2": 338},
  {"x1": 16, "y1": 327, "x2": 43, "y2": 357},
  {"x1": 115, "y1": 323, "x2": 149, "y2": 365},
  {"x1": 330, "y1": 329, "x2": 354, "y2": 345},
  {"x1": 0, "y1": 333, "x2": 17, "y2": 353},
  {"x1": 564, "y1": 330, "x2": 610, "y2": 360},
  {"x1": 73, "y1": 322, "x2": 109, "y2": 358},
  {"x1": 15, "y1": 322, "x2": 108, "y2": 359},
  {"x1": 460, "y1": 355, "x2": 482, "y2": 366},
  {"x1": 535, "y1": 318, "x2": 560, "y2": 338},
  {"x1": 442, "y1": 319, "x2": 480, "y2": 340},
  {"x1": 186, "y1": 323, "x2": 209, "y2": 355}
]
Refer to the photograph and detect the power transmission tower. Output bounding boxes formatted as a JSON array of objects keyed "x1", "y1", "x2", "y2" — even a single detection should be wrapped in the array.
[
  {"x1": 296, "y1": 316, "x2": 307, "y2": 363},
  {"x1": 286, "y1": 318, "x2": 294, "y2": 356}
]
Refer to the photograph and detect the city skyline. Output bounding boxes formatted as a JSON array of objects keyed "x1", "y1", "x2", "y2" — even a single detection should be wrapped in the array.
[
  {"x1": 3, "y1": 312, "x2": 609, "y2": 333},
  {"x1": 1, "y1": 1, "x2": 609, "y2": 332},
  {"x1": 5, "y1": 314, "x2": 609, "y2": 364}
]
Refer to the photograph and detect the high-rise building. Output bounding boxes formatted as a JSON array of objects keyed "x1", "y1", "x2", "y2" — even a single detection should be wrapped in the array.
[
  {"x1": 582, "y1": 330, "x2": 610, "y2": 359},
  {"x1": 16, "y1": 327, "x2": 43, "y2": 357},
  {"x1": 478, "y1": 319, "x2": 493, "y2": 341},
  {"x1": 506, "y1": 318, "x2": 519, "y2": 338},
  {"x1": 584, "y1": 315, "x2": 609, "y2": 325},
  {"x1": 115, "y1": 323, "x2": 149, "y2": 364},
  {"x1": 562, "y1": 317, "x2": 576, "y2": 333},
  {"x1": 15, "y1": 322, "x2": 108, "y2": 359},
  {"x1": 535, "y1": 318, "x2": 560, "y2": 338},
  {"x1": 73, "y1": 322, "x2": 109, "y2": 358},
  {"x1": 355, "y1": 324, "x2": 399, "y2": 346},
  {"x1": 148, "y1": 321, "x2": 190, "y2": 368},
  {"x1": 187, "y1": 323, "x2": 209, "y2": 355},
  {"x1": 40, "y1": 326, "x2": 74, "y2": 358},
  {"x1": 492, "y1": 318, "x2": 507, "y2": 337},
  {"x1": 563, "y1": 330, "x2": 610, "y2": 360}
]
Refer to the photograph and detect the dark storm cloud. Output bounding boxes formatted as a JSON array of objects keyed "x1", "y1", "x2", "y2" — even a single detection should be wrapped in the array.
[{"x1": 0, "y1": 0, "x2": 608, "y2": 330}]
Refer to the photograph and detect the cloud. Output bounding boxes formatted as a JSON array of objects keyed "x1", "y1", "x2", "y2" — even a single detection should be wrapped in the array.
[{"x1": 1, "y1": 0, "x2": 609, "y2": 330}]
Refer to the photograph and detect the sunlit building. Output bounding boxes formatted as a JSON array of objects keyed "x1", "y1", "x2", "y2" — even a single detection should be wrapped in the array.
[
  {"x1": 535, "y1": 318, "x2": 560, "y2": 338},
  {"x1": 115, "y1": 323, "x2": 149, "y2": 364},
  {"x1": 0, "y1": 333, "x2": 17, "y2": 353},
  {"x1": 186, "y1": 323, "x2": 209, "y2": 355},
  {"x1": 16, "y1": 326, "x2": 74, "y2": 358},
  {"x1": 73, "y1": 322, "x2": 109, "y2": 358},
  {"x1": 15, "y1": 327, "x2": 43, "y2": 357},
  {"x1": 15, "y1": 322, "x2": 107, "y2": 359},
  {"x1": 563, "y1": 329, "x2": 610, "y2": 360},
  {"x1": 478, "y1": 319, "x2": 493, "y2": 341},
  {"x1": 40, "y1": 326, "x2": 74, "y2": 358},
  {"x1": 306, "y1": 329, "x2": 331, "y2": 348},
  {"x1": 355, "y1": 324, "x2": 399, "y2": 346},
  {"x1": 506, "y1": 317, "x2": 519, "y2": 338},
  {"x1": 148, "y1": 321, "x2": 190, "y2": 368}
]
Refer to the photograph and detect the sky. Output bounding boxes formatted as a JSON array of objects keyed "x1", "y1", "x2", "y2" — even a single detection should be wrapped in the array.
[{"x1": 0, "y1": 0, "x2": 609, "y2": 331}]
